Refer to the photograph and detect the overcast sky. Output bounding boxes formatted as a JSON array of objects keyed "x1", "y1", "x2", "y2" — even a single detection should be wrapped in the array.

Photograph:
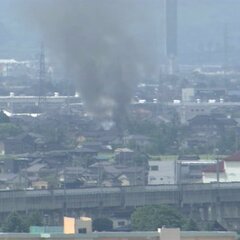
[{"x1": 0, "y1": 0, "x2": 240, "y2": 64}]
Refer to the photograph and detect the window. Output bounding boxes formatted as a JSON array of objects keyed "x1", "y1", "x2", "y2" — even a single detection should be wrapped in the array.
[
  {"x1": 150, "y1": 165, "x2": 159, "y2": 171},
  {"x1": 118, "y1": 221, "x2": 126, "y2": 226},
  {"x1": 78, "y1": 228, "x2": 87, "y2": 234},
  {"x1": 150, "y1": 177, "x2": 156, "y2": 181}
]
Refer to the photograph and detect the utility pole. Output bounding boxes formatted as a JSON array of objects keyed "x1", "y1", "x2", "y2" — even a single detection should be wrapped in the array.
[
  {"x1": 214, "y1": 148, "x2": 220, "y2": 187},
  {"x1": 216, "y1": 156, "x2": 220, "y2": 188},
  {"x1": 63, "y1": 165, "x2": 67, "y2": 217},
  {"x1": 214, "y1": 148, "x2": 222, "y2": 222}
]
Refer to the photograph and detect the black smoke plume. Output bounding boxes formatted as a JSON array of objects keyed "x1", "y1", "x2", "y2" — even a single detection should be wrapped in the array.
[{"x1": 16, "y1": 0, "x2": 161, "y2": 130}]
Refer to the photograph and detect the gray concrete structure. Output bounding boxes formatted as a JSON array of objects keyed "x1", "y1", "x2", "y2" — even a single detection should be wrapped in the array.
[
  {"x1": 134, "y1": 101, "x2": 240, "y2": 124},
  {"x1": 0, "y1": 95, "x2": 81, "y2": 105},
  {"x1": 0, "y1": 183, "x2": 240, "y2": 229},
  {"x1": 0, "y1": 95, "x2": 82, "y2": 112}
]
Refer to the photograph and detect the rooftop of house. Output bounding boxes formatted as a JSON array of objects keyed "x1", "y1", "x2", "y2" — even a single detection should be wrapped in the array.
[
  {"x1": 188, "y1": 114, "x2": 237, "y2": 126},
  {"x1": 124, "y1": 134, "x2": 152, "y2": 141},
  {"x1": 24, "y1": 163, "x2": 47, "y2": 173},
  {"x1": 115, "y1": 148, "x2": 134, "y2": 153},
  {"x1": 224, "y1": 151, "x2": 240, "y2": 161},
  {"x1": 203, "y1": 160, "x2": 225, "y2": 173},
  {"x1": 178, "y1": 155, "x2": 200, "y2": 160},
  {"x1": 71, "y1": 147, "x2": 98, "y2": 154},
  {"x1": 0, "y1": 173, "x2": 17, "y2": 182}
]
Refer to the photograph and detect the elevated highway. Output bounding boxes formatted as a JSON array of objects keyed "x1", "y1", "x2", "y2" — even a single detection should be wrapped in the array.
[{"x1": 0, "y1": 183, "x2": 240, "y2": 227}]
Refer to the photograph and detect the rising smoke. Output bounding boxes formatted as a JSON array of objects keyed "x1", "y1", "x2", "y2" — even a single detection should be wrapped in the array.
[{"x1": 16, "y1": 0, "x2": 161, "y2": 130}]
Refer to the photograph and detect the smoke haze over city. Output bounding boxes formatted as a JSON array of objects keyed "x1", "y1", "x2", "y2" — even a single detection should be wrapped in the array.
[{"x1": 13, "y1": 0, "x2": 164, "y2": 124}]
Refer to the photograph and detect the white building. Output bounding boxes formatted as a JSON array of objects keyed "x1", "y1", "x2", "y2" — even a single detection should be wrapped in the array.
[
  {"x1": 148, "y1": 160, "x2": 176, "y2": 185},
  {"x1": 182, "y1": 88, "x2": 195, "y2": 102},
  {"x1": 203, "y1": 152, "x2": 240, "y2": 183}
]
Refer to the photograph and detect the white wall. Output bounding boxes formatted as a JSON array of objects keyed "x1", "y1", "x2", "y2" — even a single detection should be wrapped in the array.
[
  {"x1": 203, "y1": 161, "x2": 240, "y2": 183},
  {"x1": 148, "y1": 160, "x2": 176, "y2": 185},
  {"x1": 202, "y1": 172, "x2": 227, "y2": 183},
  {"x1": 225, "y1": 161, "x2": 240, "y2": 182}
]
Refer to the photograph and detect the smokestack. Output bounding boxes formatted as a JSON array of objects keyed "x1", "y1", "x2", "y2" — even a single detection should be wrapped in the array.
[
  {"x1": 165, "y1": 0, "x2": 178, "y2": 74},
  {"x1": 166, "y1": 0, "x2": 178, "y2": 58},
  {"x1": 38, "y1": 43, "x2": 46, "y2": 109},
  {"x1": 38, "y1": 43, "x2": 46, "y2": 96}
]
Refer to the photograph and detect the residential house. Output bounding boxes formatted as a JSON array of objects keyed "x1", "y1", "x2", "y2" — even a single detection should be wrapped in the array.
[
  {"x1": 42, "y1": 150, "x2": 71, "y2": 169},
  {"x1": 0, "y1": 141, "x2": 5, "y2": 155},
  {"x1": 123, "y1": 135, "x2": 152, "y2": 150},
  {"x1": 89, "y1": 162, "x2": 121, "y2": 186},
  {"x1": 3, "y1": 133, "x2": 37, "y2": 154},
  {"x1": 178, "y1": 160, "x2": 223, "y2": 184},
  {"x1": 146, "y1": 157, "x2": 206, "y2": 184},
  {"x1": 23, "y1": 163, "x2": 48, "y2": 179},
  {"x1": 115, "y1": 148, "x2": 135, "y2": 164},
  {"x1": 110, "y1": 218, "x2": 131, "y2": 231},
  {"x1": 31, "y1": 180, "x2": 48, "y2": 189},
  {"x1": 70, "y1": 147, "x2": 98, "y2": 158},
  {"x1": 64, "y1": 216, "x2": 92, "y2": 234},
  {"x1": 59, "y1": 167, "x2": 94, "y2": 188},
  {"x1": 178, "y1": 155, "x2": 200, "y2": 160},
  {"x1": 0, "y1": 173, "x2": 27, "y2": 189},
  {"x1": 118, "y1": 166, "x2": 147, "y2": 186},
  {"x1": 203, "y1": 152, "x2": 240, "y2": 183},
  {"x1": 186, "y1": 114, "x2": 238, "y2": 150},
  {"x1": 79, "y1": 142, "x2": 101, "y2": 151},
  {"x1": 89, "y1": 162, "x2": 147, "y2": 186},
  {"x1": 223, "y1": 152, "x2": 240, "y2": 182},
  {"x1": 202, "y1": 161, "x2": 226, "y2": 183},
  {"x1": 2, "y1": 132, "x2": 47, "y2": 155},
  {"x1": 4, "y1": 157, "x2": 29, "y2": 174}
]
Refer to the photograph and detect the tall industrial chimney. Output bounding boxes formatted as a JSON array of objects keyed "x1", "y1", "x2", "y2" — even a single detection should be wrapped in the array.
[{"x1": 164, "y1": 0, "x2": 178, "y2": 74}]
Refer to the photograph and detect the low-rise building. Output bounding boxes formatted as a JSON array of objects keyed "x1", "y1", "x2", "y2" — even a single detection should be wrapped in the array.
[
  {"x1": 203, "y1": 152, "x2": 240, "y2": 183},
  {"x1": 64, "y1": 216, "x2": 92, "y2": 234},
  {"x1": 148, "y1": 160, "x2": 177, "y2": 185}
]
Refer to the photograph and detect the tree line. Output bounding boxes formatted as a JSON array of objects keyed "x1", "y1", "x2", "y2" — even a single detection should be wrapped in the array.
[{"x1": 1, "y1": 205, "x2": 225, "y2": 233}]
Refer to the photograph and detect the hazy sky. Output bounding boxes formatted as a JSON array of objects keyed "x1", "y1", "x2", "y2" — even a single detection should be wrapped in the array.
[{"x1": 1, "y1": 0, "x2": 240, "y2": 63}]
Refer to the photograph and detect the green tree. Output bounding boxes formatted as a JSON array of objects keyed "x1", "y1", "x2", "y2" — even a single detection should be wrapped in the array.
[
  {"x1": 206, "y1": 221, "x2": 226, "y2": 231},
  {"x1": 183, "y1": 218, "x2": 199, "y2": 231},
  {"x1": 0, "y1": 123, "x2": 22, "y2": 139},
  {"x1": 2, "y1": 212, "x2": 28, "y2": 233},
  {"x1": 217, "y1": 128, "x2": 236, "y2": 154},
  {"x1": 131, "y1": 205, "x2": 185, "y2": 231},
  {"x1": 25, "y1": 212, "x2": 43, "y2": 228},
  {"x1": 93, "y1": 218, "x2": 113, "y2": 232},
  {"x1": 127, "y1": 118, "x2": 182, "y2": 155}
]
